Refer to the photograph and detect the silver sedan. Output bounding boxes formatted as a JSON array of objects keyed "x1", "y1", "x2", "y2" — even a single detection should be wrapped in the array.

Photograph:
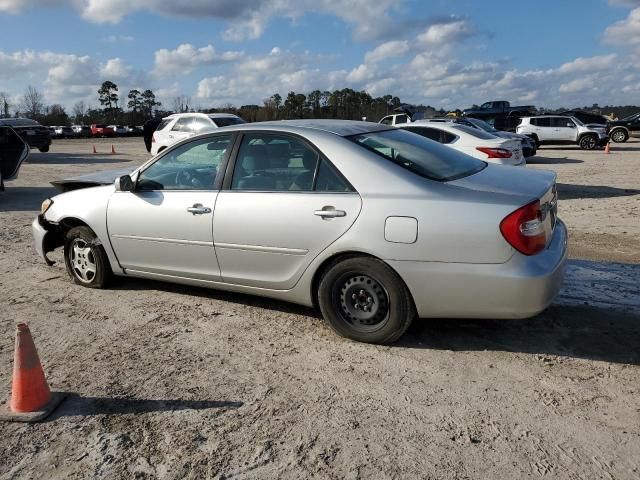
[{"x1": 33, "y1": 120, "x2": 567, "y2": 344}]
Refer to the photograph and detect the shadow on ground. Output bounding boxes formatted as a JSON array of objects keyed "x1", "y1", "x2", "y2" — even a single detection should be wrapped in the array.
[
  {"x1": 27, "y1": 153, "x2": 130, "y2": 165},
  {"x1": 399, "y1": 305, "x2": 640, "y2": 365},
  {"x1": 48, "y1": 395, "x2": 243, "y2": 421},
  {"x1": 557, "y1": 183, "x2": 640, "y2": 200},
  {"x1": 527, "y1": 157, "x2": 583, "y2": 164},
  {"x1": 0, "y1": 186, "x2": 58, "y2": 212}
]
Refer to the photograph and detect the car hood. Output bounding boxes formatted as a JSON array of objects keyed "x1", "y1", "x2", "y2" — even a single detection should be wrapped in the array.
[
  {"x1": 51, "y1": 167, "x2": 133, "y2": 192},
  {"x1": 448, "y1": 162, "x2": 555, "y2": 201}
]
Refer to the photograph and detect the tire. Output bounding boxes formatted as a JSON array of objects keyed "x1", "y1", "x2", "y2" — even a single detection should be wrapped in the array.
[
  {"x1": 578, "y1": 134, "x2": 597, "y2": 150},
  {"x1": 63, "y1": 226, "x2": 112, "y2": 288},
  {"x1": 610, "y1": 129, "x2": 628, "y2": 143},
  {"x1": 38, "y1": 145, "x2": 50, "y2": 153},
  {"x1": 318, "y1": 256, "x2": 416, "y2": 344},
  {"x1": 528, "y1": 135, "x2": 540, "y2": 148}
]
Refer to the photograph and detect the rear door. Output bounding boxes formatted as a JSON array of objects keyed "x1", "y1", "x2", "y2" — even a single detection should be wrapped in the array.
[{"x1": 213, "y1": 132, "x2": 361, "y2": 289}]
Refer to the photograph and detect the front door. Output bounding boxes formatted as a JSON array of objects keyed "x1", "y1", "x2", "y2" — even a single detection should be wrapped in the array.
[
  {"x1": 552, "y1": 117, "x2": 577, "y2": 142},
  {"x1": 213, "y1": 132, "x2": 361, "y2": 289},
  {"x1": 107, "y1": 135, "x2": 233, "y2": 280}
]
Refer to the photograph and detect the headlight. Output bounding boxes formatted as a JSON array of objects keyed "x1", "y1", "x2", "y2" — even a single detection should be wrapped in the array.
[{"x1": 40, "y1": 198, "x2": 53, "y2": 215}]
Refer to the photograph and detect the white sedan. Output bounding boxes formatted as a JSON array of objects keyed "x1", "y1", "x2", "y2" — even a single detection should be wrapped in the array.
[{"x1": 399, "y1": 121, "x2": 525, "y2": 166}]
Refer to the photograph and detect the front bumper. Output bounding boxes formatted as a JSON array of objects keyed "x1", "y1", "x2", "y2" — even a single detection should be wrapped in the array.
[
  {"x1": 389, "y1": 221, "x2": 568, "y2": 319},
  {"x1": 32, "y1": 216, "x2": 58, "y2": 266}
]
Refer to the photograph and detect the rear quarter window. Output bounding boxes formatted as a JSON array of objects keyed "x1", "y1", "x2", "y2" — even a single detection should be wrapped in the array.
[{"x1": 156, "y1": 119, "x2": 172, "y2": 131}]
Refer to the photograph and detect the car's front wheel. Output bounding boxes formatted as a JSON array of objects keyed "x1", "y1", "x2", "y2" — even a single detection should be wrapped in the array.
[
  {"x1": 64, "y1": 226, "x2": 112, "y2": 288},
  {"x1": 610, "y1": 129, "x2": 628, "y2": 143},
  {"x1": 318, "y1": 256, "x2": 415, "y2": 344},
  {"x1": 579, "y1": 134, "x2": 597, "y2": 150}
]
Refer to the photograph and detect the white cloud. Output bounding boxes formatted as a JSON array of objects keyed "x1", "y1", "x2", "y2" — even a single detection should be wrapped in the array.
[
  {"x1": 364, "y1": 40, "x2": 409, "y2": 64},
  {"x1": 416, "y1": 18, "x2": 475, "y2": 47},
  {"x1": 153, "y1": 44, "x2": 244, "y2": 76},
  {"x1": 557, "y1": 54, "x2": 617, "y2": 74},
  {"x1": 604, "y1": 7, "x2": 640, "y2": 45}
]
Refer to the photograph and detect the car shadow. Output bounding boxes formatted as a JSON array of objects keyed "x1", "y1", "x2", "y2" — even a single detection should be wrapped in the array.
[
  {"x1": 27, "y1": 153, "x2": 130, "y2": 165},
  {"x1": 605, "y1": 145, "x2": 640, "y2": 152},
  {"x1": 0, "y1": 186, "x2": 58, "y2": 212},
  {"x1": 527, "y1": 157, "x2": 583, "y2": 164},
  {"x1": 399, "y1": 304, "x2": 640, "y2": 365},
  {"x1": 557, "y1": 183, "x2": 640, "y2": 200},
  {"x1": 47, "y1": 395, "x2": 243, "y2": 421}
]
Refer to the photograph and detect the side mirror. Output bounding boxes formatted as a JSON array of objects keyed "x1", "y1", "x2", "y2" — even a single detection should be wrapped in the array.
[
  {"x1": 114, "y1": 174, "x2": 135, "y2": 192},
  {"x1": 566, "y1": 123, "x2": 575, "y2": 128}
]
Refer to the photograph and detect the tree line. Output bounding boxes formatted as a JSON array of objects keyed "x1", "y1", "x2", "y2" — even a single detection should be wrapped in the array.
[{"x1": 0, "y1": 81, "x2": 638, "y2": 126}]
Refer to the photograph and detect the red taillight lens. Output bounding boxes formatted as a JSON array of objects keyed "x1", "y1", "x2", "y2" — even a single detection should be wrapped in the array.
[
  {"x1": 500, "y1": 200, "x2": 546, "y2": 255},
  {"x1": 476, "y1": 147, "x2": 512, "y2": 158}
]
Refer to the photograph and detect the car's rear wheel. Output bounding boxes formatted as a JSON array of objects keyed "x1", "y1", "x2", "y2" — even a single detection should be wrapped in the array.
[
  {"x1": 64, "y1": 226, "x2": 112, "y2": 288},
  {"x1": 318, "y1": 256, "x2": 415, "y2": 344},
  {"x1": 579, "y1": 134, "x2": 597, "y2": 150},
  {"x1": 610, "y1": 129, "x2": 628, "y2": 143}
]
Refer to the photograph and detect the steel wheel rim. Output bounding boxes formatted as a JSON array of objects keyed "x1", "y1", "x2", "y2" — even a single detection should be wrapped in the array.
[
  {"x1": 70, "y1": 239, "x2": 97, "y2": 284},
  {"x1": 581, "y1": 136, "x2": 596, "y2": 149},
  {"x1": 332, "y1": 272, "x2": 390, "y2": 332},
  {"x1": 612, "y1": 131, "x2": 625, "y2": 142}
]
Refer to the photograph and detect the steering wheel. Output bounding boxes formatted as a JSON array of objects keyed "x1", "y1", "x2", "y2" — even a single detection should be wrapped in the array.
[{"x1": 175, "y1": 169, "x2": 203, "y2": 188}]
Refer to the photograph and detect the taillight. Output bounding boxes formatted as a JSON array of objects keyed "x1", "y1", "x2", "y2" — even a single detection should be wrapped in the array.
[
  {"x1": 500, "y1": 200, "x2": 546, "y2": 256},
  {"x1": 476, "y1": 147, "x2": 512, "y2": 158}
]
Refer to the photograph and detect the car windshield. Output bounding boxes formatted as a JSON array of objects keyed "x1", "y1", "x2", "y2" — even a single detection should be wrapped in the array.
[
  {"x1": 211, "y1": 116, "x2": 245, "y2": 127},
  {"x1": 466, "y1": 118, "x2": 497, "y2": 133},
  {"x1": 347, "y1": 128, "x2": 486, "y2": 182},
  {"x1": 622, "y1": 112, "x2": 640, "y2": 121},
  {"x1": 571, "y1": 117, "x2": 585, "y2": 126},
  {"x1": 452, "y1": 124, "x2": 497, "y2": 140}
]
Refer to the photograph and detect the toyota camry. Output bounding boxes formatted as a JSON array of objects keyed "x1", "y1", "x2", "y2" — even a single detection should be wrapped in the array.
[{"x1": 33, "y1": 120, "x2": 567, "y2": 344}]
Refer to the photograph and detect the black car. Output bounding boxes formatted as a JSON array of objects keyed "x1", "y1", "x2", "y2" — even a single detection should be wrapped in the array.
[
  {"x1": 0, "y1": 126, "x2": 30, "y2": 191},
  {"x1": 558, "y1": 110, "x2": 608, "y2": 126},
  {"x1": 0, "y1": 118, "x2": 51, "y2": 152},
  {"x1": 607, "y1": 112, "x2": 640, "y2": 143}
]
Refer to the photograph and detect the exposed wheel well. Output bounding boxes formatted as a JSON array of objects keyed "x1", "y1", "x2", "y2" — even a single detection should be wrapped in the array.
[
  {"x1": 578, "y1": 132, "x2": 597, "y2": 141},
  {"x1": 45, "y1": 217, "x2": 94, "y2": 253},
  {"x1": 310, "y1": 251, "x2": 416, "y2": 312}
]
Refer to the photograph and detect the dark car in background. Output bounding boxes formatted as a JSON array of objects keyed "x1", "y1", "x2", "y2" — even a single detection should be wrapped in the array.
[
  {"x1": 0, "y1": 125, "x2": 31, "y2": 190},
  {"x1": 0, "y1": 118, "x2": 51, "y2": 152},
  {"x1": 558, "y1": 110, "x2": 608, "y2": 126},
  {"x1": 606, "y1": 111, "x2": 640, "y2": 143}
]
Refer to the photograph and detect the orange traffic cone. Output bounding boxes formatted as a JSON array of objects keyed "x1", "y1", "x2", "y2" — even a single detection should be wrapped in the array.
[
  {"x1": 604, "y1": 142, "x2": 611, "y2": 154},
  {"x1": 92, "y1": 144, "x2": 97, "y2": 154},
  {"x1": 111, "y1": 144, "x2": 116, "y2": 154},
  {"x1": 0, "y1": 323, "x2": 66, "y2": 422}
]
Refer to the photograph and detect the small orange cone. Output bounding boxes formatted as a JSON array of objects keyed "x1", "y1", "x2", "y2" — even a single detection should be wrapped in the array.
[
  {"x1": 92, "y1": 144, "x2": 97, "y2": 154},
  {"x1": 604, "y1": 142, "x2": 611, "y2": 154},
  {"x1": 111, "y1": 144, "x2": 116, "y2": 154},
  {"x1": 0, "y1": 323, "x2": 66, "y2": 422}
]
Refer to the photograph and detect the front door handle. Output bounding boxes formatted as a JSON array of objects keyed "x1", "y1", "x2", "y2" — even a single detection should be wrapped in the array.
[
  {"x1": 187, "y1": 203, "x2": 211, "y2": 215},
  {"x1": 314, "y1": 207, "x2": 346, "y2": 218}
]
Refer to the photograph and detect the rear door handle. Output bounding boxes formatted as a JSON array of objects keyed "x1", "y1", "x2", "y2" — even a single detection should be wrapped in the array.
[
  {"x1": 187, "y1": 203, "x2": 211, "y2": 215},
  {"x1": 314, "y1": 207, "x2": 346, "y2": 218}
]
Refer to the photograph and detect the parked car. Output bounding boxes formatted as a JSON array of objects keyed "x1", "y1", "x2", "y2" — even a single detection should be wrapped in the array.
[
  {"x1": 516, "y1": 115, "x2": 608, "y2": 150},
  {"x1": 90, "y1": 124, "x2": 115, "y2": 138},
  {"x1": 151, "y1": 113, "x2": 245, "y2": 155},
  {"x1": 72, "y1": 125, "x2": 92, "y2": 138},
  {"x1": 0, "y1": 125, "x2": 30, "y2": 191},
  {"x1": 463, "y1": 101, "x2": 536, "y2": 119},
  {"x1": 33, "y1": 120, "x2": 566, "y2": 344},
  {"x1": 378, "y1": 113, "x2": 413, "y2": 126},
  {"x1": 54, "y1": 126, "x2": 74, "y2": 138},
  {"x1": 108, "y1": 125, "x2": 128, "y2": 137},
  {"x1": 0, "y1": 118, "x2": 51, "y2": 152},
  {"x1": 125, "y1": 125, "x2": 143, "y2": 136},
  {"x1": 460, "y1": 117, "x2": 537, "y2": 157},
  {"x1": 606, "y1": 111, "x2": 640, "y2": 143},
  {"x1": 399, "y1": 121, "x2": 525, "y2": 166}
]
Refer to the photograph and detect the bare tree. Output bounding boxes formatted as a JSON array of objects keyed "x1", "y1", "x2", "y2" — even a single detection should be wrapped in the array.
[
  {"x1": 20, "y1": 85, "x2": 44, "y2": 119},
  {"x1": 72, "y1": 100, "x2": 87, "y2": 122},
  {"x1": 0, "y1": 91, "x2": 11, "y2": 118},
  {"x1": 172, "y1": 95, "x2": 191, "y2": 113}
]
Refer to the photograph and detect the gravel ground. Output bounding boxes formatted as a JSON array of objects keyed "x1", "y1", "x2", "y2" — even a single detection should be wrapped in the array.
[{"x1": 0, "y1": 137, "x2": 639, "y2": 479}]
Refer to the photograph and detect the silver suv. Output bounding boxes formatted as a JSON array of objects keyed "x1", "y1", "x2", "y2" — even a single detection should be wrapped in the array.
[{"x1": 517, "y1": 115, "x2": 608, "y2": 150}]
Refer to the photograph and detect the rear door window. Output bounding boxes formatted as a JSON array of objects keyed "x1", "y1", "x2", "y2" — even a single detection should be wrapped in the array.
[
  {"x1": 534, "y1": 117, "x2": 551, "y2": 127},
  {"x1": 172, "y1": 117, "x2": 194, "y2": 132},
  {"x1": 156, "y1": 119, "x2": 172, "y2": 131}
]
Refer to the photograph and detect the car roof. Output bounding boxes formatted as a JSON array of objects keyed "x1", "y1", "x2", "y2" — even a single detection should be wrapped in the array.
[
  {"x1": 207, "y1": 119, "x2": 391, "y2": 137},
  {"x1": 164, "y1": 112, "x2": 241, "y2": 119}
]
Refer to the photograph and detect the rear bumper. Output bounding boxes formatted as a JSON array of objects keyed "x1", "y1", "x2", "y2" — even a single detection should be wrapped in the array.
[{"x1": 390, "y1": 221, "x2": 568, "y2": 319}]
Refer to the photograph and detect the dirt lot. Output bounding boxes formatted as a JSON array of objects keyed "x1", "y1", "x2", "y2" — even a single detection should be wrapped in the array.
[{"x1": 0, "y1": 137, "x2": 639, "y2": 479}]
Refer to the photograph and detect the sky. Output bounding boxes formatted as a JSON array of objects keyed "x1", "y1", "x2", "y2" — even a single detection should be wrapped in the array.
[{"x1": 1, "y1": 0, "x2": 640, "y2": 113}]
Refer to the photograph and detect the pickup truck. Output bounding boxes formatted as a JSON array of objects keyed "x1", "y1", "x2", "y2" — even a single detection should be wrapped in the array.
[{"x1": 463, "y1": 101, "x2": 536, "y2": 118}]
